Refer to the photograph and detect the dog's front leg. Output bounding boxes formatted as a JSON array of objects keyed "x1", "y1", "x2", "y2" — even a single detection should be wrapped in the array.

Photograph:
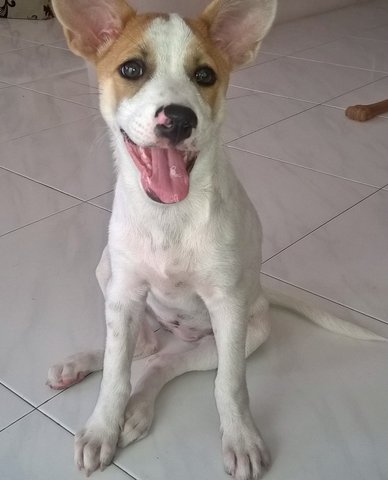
[
  {"x1": 207, "y1": 293, "x2": 270, "y2": 480},
  {"x1": 75, "y1": 269, "x2": 147, "y2": 476}
]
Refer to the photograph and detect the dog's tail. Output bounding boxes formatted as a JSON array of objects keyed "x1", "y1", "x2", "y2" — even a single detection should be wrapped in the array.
[{"x1": 265, "y1": 288, "x2": 387, "y2": 342}]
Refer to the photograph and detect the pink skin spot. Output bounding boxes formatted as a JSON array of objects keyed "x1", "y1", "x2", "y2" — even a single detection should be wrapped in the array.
[
  {"x1": 47, "y1": 372, "x2": 88, "y2": 390},
  {"x1": 155, "y1": 110, "x2": 172, "y2": 127}
]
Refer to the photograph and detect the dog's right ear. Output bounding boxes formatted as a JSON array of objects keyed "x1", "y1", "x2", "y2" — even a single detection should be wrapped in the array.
[{"x1": 52, "y1": 0, "x2": 135, "y2": 61}]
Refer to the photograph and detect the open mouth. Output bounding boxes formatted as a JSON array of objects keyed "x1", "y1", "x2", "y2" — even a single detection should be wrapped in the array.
[{"x1": 120, "y1": 128, "x2": 197, "y2": 204}]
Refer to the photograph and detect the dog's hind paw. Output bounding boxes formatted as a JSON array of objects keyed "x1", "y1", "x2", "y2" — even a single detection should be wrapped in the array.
[
  {"x1": 46, "y1": 351, "x2": 103, "y2": 389},
  {"x1": 118, "y1": 394, "x2": 154, "y2": 447}
]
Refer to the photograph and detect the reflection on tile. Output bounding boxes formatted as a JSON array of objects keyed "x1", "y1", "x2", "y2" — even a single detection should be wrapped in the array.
[
  {"x1": 65, "y1": 67, "x2": 99, "y2": 89},
  {"x1": 21, "y1": 73, "x2": 100, "y2": 109},
  {"x1": 239, "y1": 52, "x2": 279, "y2": 69},
  {"x1": 223, "y1": 93, "x2": 313, "y2": 143},
  {"x1": 46, "y1": 39, "x2": 69, "y2": 50},
  {"x1": 261, "y1": 17, "x2": 339, "y2": 55},
  {"x1": 0, "y1": 411, "x2": 131, "y2": 480},
  {"x1": 226, "y1": 86, "x2": 257, "y2": 100},
  {"x1": 0, "y1": 204, "x2": 109, "y2": 405},
  {"x1": 88, "y1": 191, "x2": 114, "y2": 211},
  {"x1": 310, "y1": 4, "x2": 388, "y2": 35},
  {"x1": 231, "y1": 57, "x2": 384, "y2": 103},
  {"x1": 325, "y1": 76, "x2": 388, "y2": 118},
  {"x1": 263, "y1": 190, "x2": 388, "y2": 322},
  {"x1": 0, "y1": 169, "x2": 78, "y2": 236},
  {"x1": 0, "y1": 86, "x2": 94, "y2": 143},
  {"x1": 0, "y1": 115, "x2": 114, "y2": 199},
  {"x1": 230, "y1": 105, "x2": 388, "y2": 187},
  {"x1": 0, "y1": 34, "x2": 34, "y2": 54},
  {"x1": 348, "y1": 24, "x2": 388, "y2": 42},
  {"x1": 227, "y1": 149, "x2": 374, "y2": 260},
  {"x1": 42, "y1": 279, "x2": 388, "y2": 480},
  {"x1": 0, "y1": 18, "x2": 65, "y2": 44},
  {"x1": 292, "y1": 37, "x2": 388, "y2": 73},
  {"x1": 0, "y1": 45, "x2": 85, "y2": 84},
  {"x1": 0, "y1": 385, "x2": 32, "y2": 431}
]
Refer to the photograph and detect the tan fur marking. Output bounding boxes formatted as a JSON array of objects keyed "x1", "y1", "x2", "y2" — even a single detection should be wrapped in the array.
[
  {"x1": 96, "y1": 14, "x2": 167, "y2": 110},
  {"x1": 185, "y1": 18, "x2": 231, "y2": 117}
]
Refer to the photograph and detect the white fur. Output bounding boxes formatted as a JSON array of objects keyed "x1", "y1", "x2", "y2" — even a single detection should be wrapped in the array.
[{"x1": 48, "y1": 1, "x2": 386, "y2": 479}]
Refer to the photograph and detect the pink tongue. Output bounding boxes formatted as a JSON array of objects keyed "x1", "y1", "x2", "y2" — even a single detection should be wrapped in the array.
[{"x1": 142, "y1": 148, "x2": 189, "y2": 204}]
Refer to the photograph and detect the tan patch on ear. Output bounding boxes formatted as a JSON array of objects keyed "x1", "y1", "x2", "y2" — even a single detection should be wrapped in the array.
[
  {"x1": 185, "y1": 18, "x2": 231, "y2": 118},
  {"x1": 95, "y1": 14, "x2": 167, "y2": 111}
]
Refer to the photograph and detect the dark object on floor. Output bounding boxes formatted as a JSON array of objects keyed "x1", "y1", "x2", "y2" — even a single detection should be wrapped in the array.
[{"x1": 345, "y1": 99, "x2": 388, "y2": 122}]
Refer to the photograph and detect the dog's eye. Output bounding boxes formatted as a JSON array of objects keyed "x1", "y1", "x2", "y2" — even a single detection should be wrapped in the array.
[
  {"x1": 119, "y1": 59, "x2": 145, "y2": 80},
  {"x1": 194, "y1": 66, "x2": 217, "y2": 87}
]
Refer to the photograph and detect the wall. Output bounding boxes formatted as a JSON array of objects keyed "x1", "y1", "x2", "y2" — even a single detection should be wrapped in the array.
[{"x1": 130, "y1": 0, "x2": 369, "y2": 23}]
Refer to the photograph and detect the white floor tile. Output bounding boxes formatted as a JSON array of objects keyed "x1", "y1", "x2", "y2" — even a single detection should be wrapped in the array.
[
  {"x1": 0, "y1": 18, "x2": 65, "y2": 44},
  {"x1": 223, "y1": 93, "x2": 313, "y2": 143},
  {"x1": 227, "y1": 148, "x2": 375, "y2": 260},
  {"x1": 46, "y1": 39, "x2": 69, "y2": 50},
  {"x1": 263, "y1": 190, "x2": 388, "y2": 322},
  {"x1": 261, "y1": 17, "x2": 340, "y2": 55},
  {"x1": 0, "y1": 86, "x2": 94, "y2": 143},
  {"x1": 0, "y1": 204, "x2": 109, "y2": 405},
  {"x1": 325, "y1": 76, "x2": 388, "y2": 117},
  {"x1": 0, "y1": 115, "x2": 114, "y2": 199},
  {"x1": 308, "y1": 3, "x2": 388, "y2": 35},
  {"x1": 230, "y1": 105, "x2": 388, "y2": 187},
  {"x1": 64, "y1": 67, "x2": 99, "y2": 89},
  {"x1": 231, "y1": 57, "x2": 384, "y2": 103},
  {"x1": 0, "y1": 169, "x2": 78, "y2": 236},
  {"x1": 20, "y1": 73, "x2": 100, "y2": 109},
  {"x1": 0, "y1": 385, "x2": 32, "y2": 431},
  {"x1": 348, "y1": 23, "x2": 388, "y2": 41},
  {"x1": 0, "y1": 410, "x2": 131, "y2": 480},
  {"x1": 0, "y1": 34, "x2": 35, "y2": 54},
  {"x1": 88, "y1": 191, "x2": 114, "y2": 211},
  {"x1": 292, "y1": 36, "x2": 388, "y2": 73},
  {"x1": 41, "y1": 279, "x2": 388, "y2": 480},
  {"x1": 226, "y1": 86, "x2": 257, "y2": 99},
  {"x1": 0, "y1": 45, "x2": 85, "y2": 85}
]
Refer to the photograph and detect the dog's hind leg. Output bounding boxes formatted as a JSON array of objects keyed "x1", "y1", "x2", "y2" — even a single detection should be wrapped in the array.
[
  {"x1": 47, "y1": 350, "x2": 104, "y2": 389},
  {"x1": 119, "y1": 303, "x2": 271, "y2": 448}
]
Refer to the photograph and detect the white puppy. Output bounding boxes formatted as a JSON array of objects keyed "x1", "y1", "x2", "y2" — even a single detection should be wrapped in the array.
[{"x1": 48, "y1": 1, "x2": 385, "y2": 479}]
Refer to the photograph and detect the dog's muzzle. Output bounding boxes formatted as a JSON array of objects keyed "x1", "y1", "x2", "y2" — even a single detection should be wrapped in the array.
[{"x1": 120, "y1": 129, "x2": 197, "y2": 204}]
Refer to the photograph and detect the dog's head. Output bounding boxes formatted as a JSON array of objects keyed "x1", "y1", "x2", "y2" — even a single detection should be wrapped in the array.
[{"x1": 53, "y1": 0, "x2": 277, "y2": 204}]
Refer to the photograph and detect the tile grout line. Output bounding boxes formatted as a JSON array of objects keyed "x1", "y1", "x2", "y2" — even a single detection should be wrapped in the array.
[
  {"x1": 0, "y1": 165, "x2": 87, "y2": 201},
  {"x1": 0, "y1": 381, "x2": 36, "y2": 409},
  {"x1": 36, "y1": 409, "x2": 139, "y2": 480},
  {"x1": 262, "y1": 272, "x2": 388, "y2": 327},
  {"x1": 227, "y1": 143, "x2": 384, "y2": 189},
  {"x1": 0, "y1": 110, "x2": 99, "y2": 146},
  {"x1": 17, "y1": 84, "x2": 100, "y2": 111},
  {"x1": 262, "y1": 185, "x2": 387, "y2": 265},
  {"x1": 286, "y1": 54, "x2": 388, "y2": 74},
  {"x1": 0, "y1": 203, "x2": 84, "y2": 239}
]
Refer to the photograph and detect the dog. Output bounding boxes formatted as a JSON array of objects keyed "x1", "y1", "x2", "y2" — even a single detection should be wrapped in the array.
[{"x1": 48, "y1": 1, "x2": 386, "y2": 478}]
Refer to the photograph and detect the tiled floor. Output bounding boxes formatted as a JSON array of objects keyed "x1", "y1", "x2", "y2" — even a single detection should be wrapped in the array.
[{"x1": 1, "y1": 2, "x2": 388, "y2": 479}]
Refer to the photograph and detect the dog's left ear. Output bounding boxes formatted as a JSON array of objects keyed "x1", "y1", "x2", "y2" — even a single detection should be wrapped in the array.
[{"x1": 201, "y1": 0, "x2": 277, "y2": 67}]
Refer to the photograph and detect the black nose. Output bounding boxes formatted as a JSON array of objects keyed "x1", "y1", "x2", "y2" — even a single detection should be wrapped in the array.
[{"x1": 155, "y1": 104, "x2": 198, "y2": 145}]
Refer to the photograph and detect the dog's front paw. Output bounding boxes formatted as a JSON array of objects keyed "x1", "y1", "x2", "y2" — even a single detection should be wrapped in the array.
[
  {"x1": 75, "y1": 418, "x2": 120, "y2": 476},
  {"x1": 118, "y1": 394, "x2": 154, "y2": 447},
  {"x1": 221, "y1": 422, "x2": 270, "y2": 480}
]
